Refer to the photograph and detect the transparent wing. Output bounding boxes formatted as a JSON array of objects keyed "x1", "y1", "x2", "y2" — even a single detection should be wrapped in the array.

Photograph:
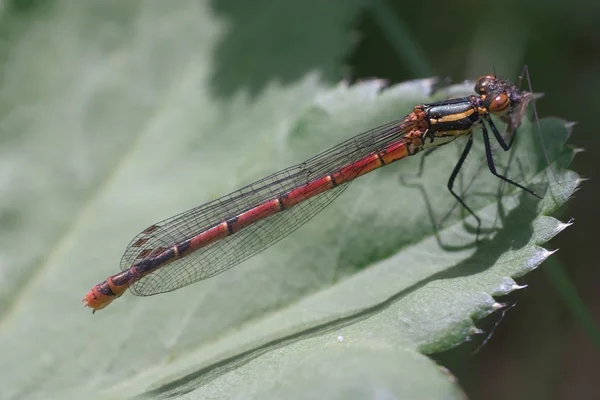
[
  {"x1": 131, "y1": 183, "x2": 351, "y2": 295},
  {"x1": 121, "y1": 117, "x2": 414, "y2": 296}
]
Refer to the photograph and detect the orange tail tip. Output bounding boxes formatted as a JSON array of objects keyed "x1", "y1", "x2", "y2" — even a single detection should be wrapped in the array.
[
  {"x1": 83, "y1": 275, "x2": 131, "y2": 313},
  {"x1": 83, "y1": 286, "x2": 117, "y2": 313}
]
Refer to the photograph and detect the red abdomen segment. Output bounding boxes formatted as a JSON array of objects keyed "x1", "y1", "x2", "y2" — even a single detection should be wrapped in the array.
[{"x1": 83, "y1": 135, "x2": 413, "y2": 312}]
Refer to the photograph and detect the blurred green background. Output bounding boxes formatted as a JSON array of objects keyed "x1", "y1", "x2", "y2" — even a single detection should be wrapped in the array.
[{"x1": 1, "y1": 0, "x2": 598, "y2": 398}]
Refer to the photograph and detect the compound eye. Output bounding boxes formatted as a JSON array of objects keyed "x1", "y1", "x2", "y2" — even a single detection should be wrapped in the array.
[
  {"x1": 488, "y1": 93, "x2": 510, "y2": 115},
  {"x1": 474, "y1": 75, "x2": 495, "y2": 95}
]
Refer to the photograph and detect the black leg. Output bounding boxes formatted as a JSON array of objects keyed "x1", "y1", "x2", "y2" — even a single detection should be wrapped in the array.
[
  {"x1": 399, "y1": 147, "x2": 437, "y2": 182},
  {"x1": 486, "y1": 116, "x2": 515, "y2": 151},
  {"x1": 414, "y1": 147, "x2": 437, "y2": 177},
  {"x1": 447, "y1": 135, "x2": 482, "y2": 237},
  {"x1": 481, "y1": 121, "x2": 541, "y2": 199},
  {"x1": 520, "y1": 65, "x2": 560, "y2": 185}
]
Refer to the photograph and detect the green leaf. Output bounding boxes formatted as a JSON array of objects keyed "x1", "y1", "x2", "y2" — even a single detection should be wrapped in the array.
[{"x1": 0, "y1": 1, "x2": 579, "y2": 399}]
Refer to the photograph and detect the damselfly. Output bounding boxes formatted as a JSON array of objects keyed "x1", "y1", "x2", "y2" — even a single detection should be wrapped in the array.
[{"x1": 84, "y1": 70, "x2": 537, "y2": 312}]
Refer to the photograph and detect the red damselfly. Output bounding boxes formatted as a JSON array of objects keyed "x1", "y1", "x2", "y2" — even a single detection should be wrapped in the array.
[{"x1": 84, "y1": 70, "x2": 537, "y2": 312}]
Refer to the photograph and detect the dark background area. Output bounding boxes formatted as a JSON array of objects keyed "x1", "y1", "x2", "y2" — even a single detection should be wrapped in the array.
[{"x1": 347, "y1": 1, "x2": 600, "y2": 399}]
